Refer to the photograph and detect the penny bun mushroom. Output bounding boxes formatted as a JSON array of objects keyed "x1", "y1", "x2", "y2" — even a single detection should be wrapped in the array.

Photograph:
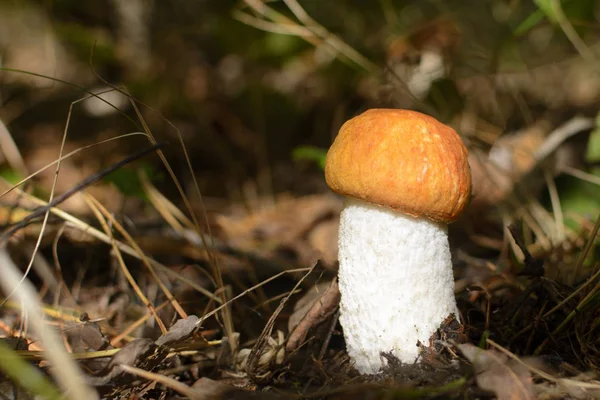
[{"x1": 325, "y1": 108, "x2": 471, "y2": 374}]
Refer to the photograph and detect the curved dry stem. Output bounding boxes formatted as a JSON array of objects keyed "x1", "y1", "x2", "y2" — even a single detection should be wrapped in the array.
[{"x1": 84, "y1": 194, "x2": 168, "y2": 334}]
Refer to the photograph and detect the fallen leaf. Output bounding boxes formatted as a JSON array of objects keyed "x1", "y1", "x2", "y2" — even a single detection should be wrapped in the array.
[
  {"x1": 192, "y1": 377, "x2": 282, "y2": 399},
  {"x1": 216, "y1": 194, "x2": 341, "y2": 268},
  {"x1": 66, "y1": 320, "x2": 109, "y2": 353},
  {"x1": 458, "y1": 343, "x2": 535, "y2": 400},
  {"x1": 191, "y1": 377, "x2": 235, "y2": 399},
  {"x1": 155, "y1": 315, "x2": 200, "y2": 346}
]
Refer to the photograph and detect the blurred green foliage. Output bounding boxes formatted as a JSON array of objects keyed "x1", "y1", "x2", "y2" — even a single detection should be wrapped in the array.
[
  {"x1": 585, "y1": 111, "x2": 600, "y2": 163},
  {"x1": 558, "y1": 111, "x2": 600, "y2": 228},
  {"x1": 55, "y1": 23, "x2": 116, "y2": 66},
  {"x1": 556, "y1": 175, "x2": 600, "y2": 229},
  {"x1": 0, "y1": 167, "x2": 23, "y2": 185},
  {"x1": 0, "y1": 339, "x2": 62, "y2": 400},
  {"x1": 103, "y1": 163, "x2": 159, "y2": 200},
  {"x1": 292, "y1": 145, "x2": 327, "y2": 169}
]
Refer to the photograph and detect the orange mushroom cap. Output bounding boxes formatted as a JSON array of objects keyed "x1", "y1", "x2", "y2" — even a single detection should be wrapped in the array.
[{"x1": 325, "y1": 109, "x2": 471, "y2": 223}]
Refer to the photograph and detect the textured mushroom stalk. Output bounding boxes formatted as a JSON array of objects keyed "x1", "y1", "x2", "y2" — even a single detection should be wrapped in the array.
[{"x1": 338, "y1": 198, "x2": 458, "y2": 374}]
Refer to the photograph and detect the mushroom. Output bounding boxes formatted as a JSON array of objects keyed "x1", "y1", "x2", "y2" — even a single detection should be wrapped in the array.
[{"x1": 324, "y1": 108, "x2": 471, "y2": 374}]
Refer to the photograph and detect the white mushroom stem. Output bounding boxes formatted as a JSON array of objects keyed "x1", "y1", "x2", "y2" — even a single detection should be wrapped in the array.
[{"x1": 337, "y1": 198, "x2": 458, "y2": 374}]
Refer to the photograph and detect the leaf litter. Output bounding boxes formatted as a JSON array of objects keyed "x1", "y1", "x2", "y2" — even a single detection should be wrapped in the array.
[{"x1": 3, "y1": 152, "x2": 600, "y2": 398}]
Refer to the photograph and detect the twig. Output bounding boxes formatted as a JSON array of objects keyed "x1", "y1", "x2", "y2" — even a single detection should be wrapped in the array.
[
  {"x1": 286, "y1": 279, "x2": 340, "y2": 352},
  {"x1": 508, "y1": 224, "x2": 545, "y2": 277},
  {"x1": 119, "y1": 364, "x2": 198, "y2": 399},
  {"x1": 318, "y1": 309, "x2": 340, "y2": 361}
]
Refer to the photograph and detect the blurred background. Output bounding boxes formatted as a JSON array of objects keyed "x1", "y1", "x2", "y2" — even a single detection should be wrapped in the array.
[{"x1": 1, "y1": 0, "x2": 600, "y2": 279}]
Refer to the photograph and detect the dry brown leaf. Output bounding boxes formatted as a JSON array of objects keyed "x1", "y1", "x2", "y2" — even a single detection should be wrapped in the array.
[
  {"x1": 216, "y1": 194, "x2": 341, "y2": 268},
  {"x1": 191, "y1": 378, "x2": 237, "y2": 399},
  {"x1": 66, "y1": 320, "x2": 109, "y2": 353},
  {"x1": 458, "y1": 343, "x2": 535, "y2": 400},
  {"x1": 191, "y1": 377, "x2": 282, "y2": 399},
  {"x1": 155, "y1": 315, "x2": 200, "y2": 346}
]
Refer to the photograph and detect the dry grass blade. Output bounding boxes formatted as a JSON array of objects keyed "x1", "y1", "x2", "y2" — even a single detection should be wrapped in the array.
[
  {"x1": 0, "y1": 94, "x2": 72, "y2": 308},
  {"x1": 128, "y1": 99, "x2": 235, "y2": 347},
  {"x1": 236, "y1": 0, "x2": 378, "y2": 73},
  {"x1": 0, "y1": 142, "x2": 166, "y2": 246},
  {"x1": 533, "y1": 117, "x2": 594, "y2": 162},
  {"x1": 0, "y1": 68, "x2": 142, "y2": 128},
  {"x1": 549, "y1": 0, "x2": 597, "y2": 63},
  {"x1": 0, "y1": 117, "x2": 27, "y2": 175},
  {"x1": 232, "y1": 10, "x2": 312, "y2": 36},
  {"x1": 110, "y1": 301, "x2": 170, "y2": 346},
  {"x1": 119, "y1": 364, "x2": 200, "y2": 399},
  {"x1": 44, "y1": 63, "x2": 238, "y2": 349},
  {"x1": 198, "y1": 266, "x2": 313, "y2": 325},
  {"x1": 67, "y1": 81, "x2": 226, "y2": 309},
  {"x1": 535, "y1": 262, "x2": 600, "y2": 353},
  {"x1": 569, "y1": 210, "x2": 600, "y2": 285},
  {"x1": 562, "y1": 165, "x2": 600, "y2": 186},
  {"x1": 282, "y1": 0, "x2": 377, "y2": 72},
  {"x1": 140, "y1": 170, "x2": 195, "y2": 233},
  {"x1": 0, "y1": 132, "x2": 148, "y2": 200},
  {"x1": 1, "y1": 299, "x2": 81, "y2": 323},
  {"x1": 246, "y1": 261, "x2": 317, "y2": 382},
  {"x1": 83, "y1": 194, "x2": 168, "y2": 334},
  {"x1": 546, "y1": 209, "x2": 600, "y2": 309},
  {"x1": 84, "y1": 193, "x2": 188, "y2": 320},
  {"x1": 525, "y1": 196, "x2": 557, "y2": 246},
  {"x1": 544, "y1": 169, "x2": 565, "y2": 242},
  {"x1": 0, "y1": 249, "x2": 99, "y2": 399},
  {"x1": 81, "y1": 75, "x2": 222, "y2": 284},
  {"x1": 508, "y1": 257, "x2": 600, "y2": 342},
  {"x1": 0, "y1": 177, "x2": 221, "y2": 303}
]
